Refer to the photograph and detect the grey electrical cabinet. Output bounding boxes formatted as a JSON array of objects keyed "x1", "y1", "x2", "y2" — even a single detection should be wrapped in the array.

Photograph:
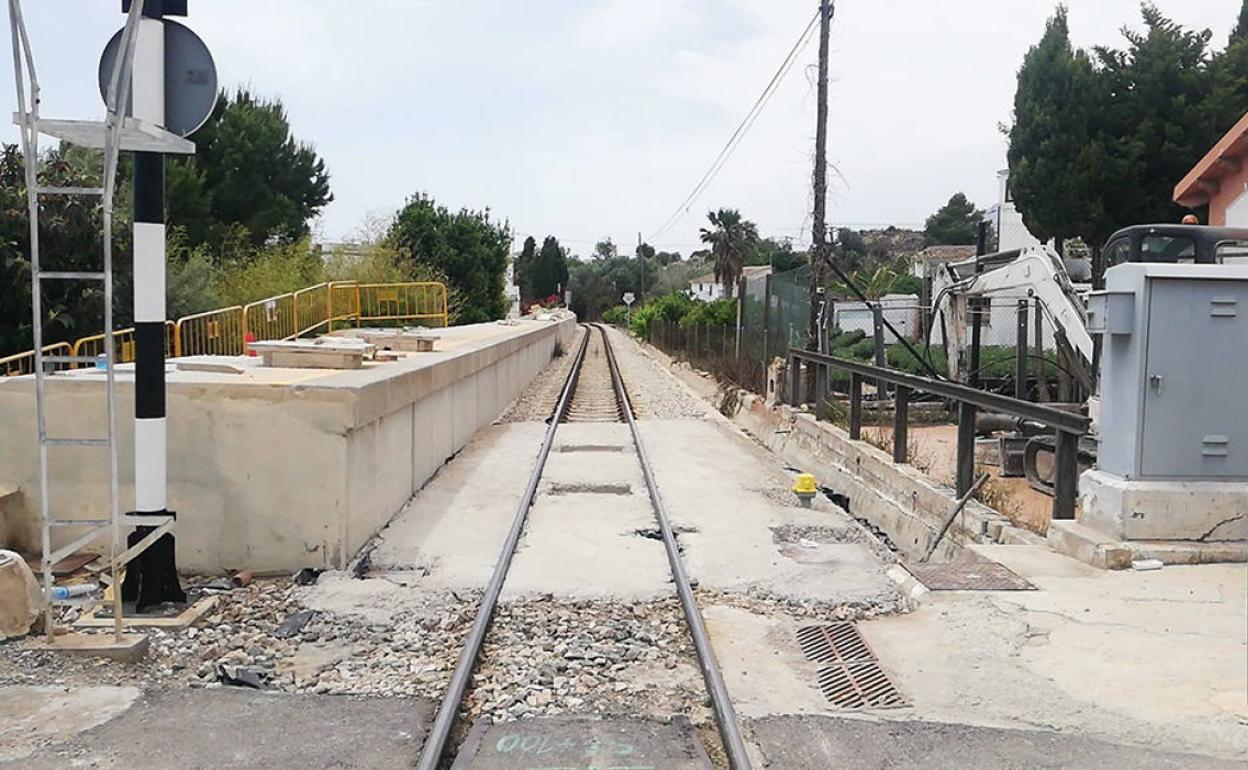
[{"x1": 1092, "y1": 263, "x2": 1248, "y2": 481}]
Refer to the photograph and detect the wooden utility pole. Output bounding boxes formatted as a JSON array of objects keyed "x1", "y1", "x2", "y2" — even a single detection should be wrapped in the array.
[{"x1": 804, "y1": 0, "x2": 833, "y2": 401}]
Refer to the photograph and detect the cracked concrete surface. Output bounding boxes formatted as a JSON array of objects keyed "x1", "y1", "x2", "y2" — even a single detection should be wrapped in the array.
[{"x1": 860, "y1": 544, "x2": 1248, "y2": 760}]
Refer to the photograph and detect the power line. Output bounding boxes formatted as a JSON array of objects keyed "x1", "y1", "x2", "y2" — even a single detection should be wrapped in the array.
[{"x1": 647, "y1": 9, "x2": 820, "y2": 243}]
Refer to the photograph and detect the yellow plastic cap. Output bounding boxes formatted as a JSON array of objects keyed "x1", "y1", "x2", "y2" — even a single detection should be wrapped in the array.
[{"x1": 793, "y1": 473, "x2": 818, "y2": 495}]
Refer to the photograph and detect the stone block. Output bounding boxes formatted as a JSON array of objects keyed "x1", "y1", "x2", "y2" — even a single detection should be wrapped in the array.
[{"x1": 1046, "y1": 520, "x2": 1132, "y2": 570}]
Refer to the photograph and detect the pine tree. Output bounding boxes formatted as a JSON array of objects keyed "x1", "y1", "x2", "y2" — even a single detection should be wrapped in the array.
[
  {"x1": 1094, "y1": 5, "x2": 1219, "y2": 228},
  {"x1": 1007, "y1": 7, "x2": 1110, "y2": 248},
  {"x1": 530, "y1": 236, "x2": 569, "y2": 300},
  {"x1": 515, "y1": 236, "x2": 537, "y2": 301},
  {"x1": 1206, "y1": 0, "x2": 1248, "y2": 148},
  {"x1": 923, "y1": 193, "x2": 982, "y2": 245},
  {"x1": 1233, "y1": 0, "x2": 1248, "y2": 43}
]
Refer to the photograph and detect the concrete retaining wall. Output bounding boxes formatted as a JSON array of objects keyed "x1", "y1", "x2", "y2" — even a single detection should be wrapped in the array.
[
  {"x1": 726, "y1": 392, "x2": 1015, "y2": 560},
  {"x1": 0, "y1": 317, "x2": 576, "y2": 573}
]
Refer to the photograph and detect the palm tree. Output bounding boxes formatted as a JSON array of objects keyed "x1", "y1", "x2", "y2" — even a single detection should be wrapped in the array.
[
  {"x1": 828, "y1": 265, "x2": 898, "y2": 300},
  {"x1": 699, "y1": 208, "x2": 758, "y2": 299}
]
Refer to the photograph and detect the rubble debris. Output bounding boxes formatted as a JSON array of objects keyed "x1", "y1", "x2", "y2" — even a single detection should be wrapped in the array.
[
  {"x1": 274, "y1": 610, "x2": 315, "y2": 639},
  {"x1": 231, "y1": 570, "x2": 254, "y2": 588},
  {"x1": 199, "y1": 577, "x2": 234, "y2": 592},
  {"x1": 293, "y1": 568, "x2": 321, "y2": 586},
  {"x1": 217, "y1": 663, "x2": 273, "y2": 690}
]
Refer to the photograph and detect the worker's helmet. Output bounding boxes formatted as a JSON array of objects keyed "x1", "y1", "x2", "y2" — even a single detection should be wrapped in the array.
[{"x1": 1181, "y1": 214, "x2": 1199, "y2": 225}]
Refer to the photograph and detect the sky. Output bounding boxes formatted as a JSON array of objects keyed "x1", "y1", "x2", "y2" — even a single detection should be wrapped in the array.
[{"x1": 2, "y1": 0, "x2": 1243, "y2": 256}]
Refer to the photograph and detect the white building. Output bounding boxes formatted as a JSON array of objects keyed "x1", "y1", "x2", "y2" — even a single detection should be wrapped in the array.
[
  {"x1": 994, "y1": 169, "x2": 1043, "y2": 252},
  {"x1": 688, "y1": 265, "x2": 772, "y2": 301},
  {"x1": 505, "y1": 253, "x2": 521, "y2": 317}
]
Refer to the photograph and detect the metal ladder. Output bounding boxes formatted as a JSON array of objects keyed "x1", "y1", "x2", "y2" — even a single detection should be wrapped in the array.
[{"x1": 8, "y1": 0, "x2": 186, "y2": 642}]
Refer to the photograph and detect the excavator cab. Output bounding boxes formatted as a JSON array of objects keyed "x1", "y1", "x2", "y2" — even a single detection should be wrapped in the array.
[{"x1": 1103, "y1": 224, "x2": 1248, "y2": 268}]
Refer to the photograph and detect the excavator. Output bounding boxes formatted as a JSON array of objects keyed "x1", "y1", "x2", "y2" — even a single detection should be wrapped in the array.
[{"x1": 926, "y1": 222, "x2": 1248, "y2": 493}]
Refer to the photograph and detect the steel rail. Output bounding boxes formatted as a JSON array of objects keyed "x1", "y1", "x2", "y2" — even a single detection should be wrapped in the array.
[
  {"x1": 596, "y1": 324, "x2": 754, "y2": 770},
  {"x1": 415, "y1": 326, "x2": 591, "y2": 770}
]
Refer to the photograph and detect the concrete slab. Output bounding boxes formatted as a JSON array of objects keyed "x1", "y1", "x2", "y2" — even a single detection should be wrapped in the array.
[
  {"x1": 0, "y1": 685, "x2": 140, "y2": 763},
  {"x1": 503, "y1": 493, "x2": 669, "y2": 600},
  {"x1": 702, "y1": 604, "x2": 828, "y2": 717},
  {"x1": 748, "y1": 714, "x2": 1243, "y2": 769},
  {"x1": 27, "y1": 631, "x2": 149, "y2": 662},
  {"x1": 0, "y1": 688, "x2": 432, "y2": 770},
  {"x1": 638, "y1": 419, "x2": 899, "y2": 605},
  {"x1": 369, "y1": 423, "x2": 547, "y2": 586},
  {"x1": 450, "y1": 717, "x2": 713, "y2": 770},
  {"x1": 857, "y1": 550, "x2": 1248, "y2": 760}
]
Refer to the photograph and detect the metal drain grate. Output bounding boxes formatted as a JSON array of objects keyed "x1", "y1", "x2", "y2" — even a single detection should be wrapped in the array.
[
  {"x1": 816, "y1": 661, "x2": 908, "y2": 709},
  {"x1": 796, "y1": 622, "x2": 874, "y2": 665},
  {"x1": 904, "y1": 559, "x2": 1035, "y2": 591},
  {"x1": 796, "y1": 623, "x2": 908, "y2": 710}
]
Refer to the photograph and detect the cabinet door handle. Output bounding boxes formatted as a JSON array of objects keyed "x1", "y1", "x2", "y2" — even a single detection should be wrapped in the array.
[{"x1": 1148, "y1": 374, "x2": 1163, "y2": 394}]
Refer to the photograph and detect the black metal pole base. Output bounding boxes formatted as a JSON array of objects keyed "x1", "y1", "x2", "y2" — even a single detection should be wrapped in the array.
[{"x1": 120, "y1": 512, "x2": 186, "y2": 612}]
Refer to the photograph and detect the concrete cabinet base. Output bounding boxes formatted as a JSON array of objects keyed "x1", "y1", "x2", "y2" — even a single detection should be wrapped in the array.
[{"x1": 1080, "y1": 468, "x2": 1248, "y2": 542}]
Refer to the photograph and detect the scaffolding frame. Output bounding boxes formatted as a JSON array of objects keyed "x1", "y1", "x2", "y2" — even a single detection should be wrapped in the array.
[{"x1": 8, "y1": 0, "x2": 184, "y2": 642}]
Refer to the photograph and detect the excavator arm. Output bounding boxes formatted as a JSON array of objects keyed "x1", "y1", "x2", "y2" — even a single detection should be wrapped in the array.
[{"x1": 929, "y1": 246, "x2": 1093, "y2": 382}]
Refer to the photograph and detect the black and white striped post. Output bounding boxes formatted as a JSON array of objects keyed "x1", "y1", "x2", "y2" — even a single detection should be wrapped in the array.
[{"x1": 121, "y1": 0, "x2": 186, "y2": 609}]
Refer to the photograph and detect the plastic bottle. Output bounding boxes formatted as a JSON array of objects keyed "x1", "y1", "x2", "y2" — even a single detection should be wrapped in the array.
[{"x1": 49, "y1": 583, "x2": 98, "y2": 601}]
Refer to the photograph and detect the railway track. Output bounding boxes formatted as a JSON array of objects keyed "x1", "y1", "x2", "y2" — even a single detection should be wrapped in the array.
[{"x1": 415, "y1": 323, "x2": 751, "y2": 770}]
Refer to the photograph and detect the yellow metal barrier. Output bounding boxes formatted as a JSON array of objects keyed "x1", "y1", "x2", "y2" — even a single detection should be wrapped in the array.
[
  {"x1": 72, "y1": 322, "x2": 177, "y2": 364},
  {"x1": 2, "y1": 281, "x2": 449, "y2": 371},
  {"x1": 329, "y1": 281, "x2": 359, "y2": 329},
  {"x1": 357, "y1": 282, "x2": 448, "y2": 327},
  {"x1": 176, "y1": 306, "x2": 245, "y2": 357},
  {"x1": 242, "y1": 292, "x2": 297, "y2": 343},
  {"x1": 0, "y1": 342, "x2": 71, "y2": 377}
]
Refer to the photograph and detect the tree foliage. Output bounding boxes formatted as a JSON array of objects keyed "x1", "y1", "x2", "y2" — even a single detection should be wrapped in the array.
[
  {"x1": 514, "y1": 236, "x2": 537, "y2": 298},
  {"x1": 530, "y1": 236, "x2": 569, "y2": 299},
  {"x1": 699, "y1": 208, "x2": 758, "y2": 299},
  {"x1": 923, "y1": 193, "x2": 983, "y2": 245},
  {"x1": 1009, "y1": 3, "x2": 1248, "y2": 247},
  {"x1": 0, "y1": 144, "x2": 134, "y2": 355},
  {"x1": 167, "y1": 89, "x2": 332, "y2": 253},
  {"x1": 748, "y1": 236, "x2": 806, "y2": 272},
  {"x1": 1008, "y1": 7, "x2": 1113, "y2": 247},
  {"x1": 389, "y1": 194, "x2": 511, "y2": 324}
]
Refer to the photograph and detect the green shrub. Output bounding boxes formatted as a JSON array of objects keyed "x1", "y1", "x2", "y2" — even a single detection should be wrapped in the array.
[
  {"x1": 849, "y1": 338, "x2": 876, "y2": 359},
  {"x1": 601, "y1": 305, "x2": 629, "y2": 326},
  {"x1": 679, "y1": 298, "x2": 736, "y2": 328},
  {"x1": 832, "y1": 329, "x2": 865, "y2": 350},
  {"x1": 631, "y1": 292, "x2": 695, "y2": 339}
]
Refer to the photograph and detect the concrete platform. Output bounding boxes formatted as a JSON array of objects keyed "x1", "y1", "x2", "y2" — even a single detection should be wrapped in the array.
[
  {"x1": 451, "y1": 716, "x2": 713, "y2": 769},
  {"x1": 0, "y1": 687, "x2": 431, "y2": 769},
  {"x1": 0, "y1": 317, "x2": 575, "y2": 573}
]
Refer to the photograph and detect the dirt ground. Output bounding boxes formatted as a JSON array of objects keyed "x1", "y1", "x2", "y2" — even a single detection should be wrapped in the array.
[{"x1": 895, "y1": 423, "x2": 1059, "y2": 534}]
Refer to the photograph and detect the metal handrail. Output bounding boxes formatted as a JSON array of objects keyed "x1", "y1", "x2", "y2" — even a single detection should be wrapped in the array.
[
  {"x1": 789, "y1": 349, "x2": 1089, "y2": 435},
  {"x1": 787, "y1": 347, "x2": 1088, "y2": 521}
]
